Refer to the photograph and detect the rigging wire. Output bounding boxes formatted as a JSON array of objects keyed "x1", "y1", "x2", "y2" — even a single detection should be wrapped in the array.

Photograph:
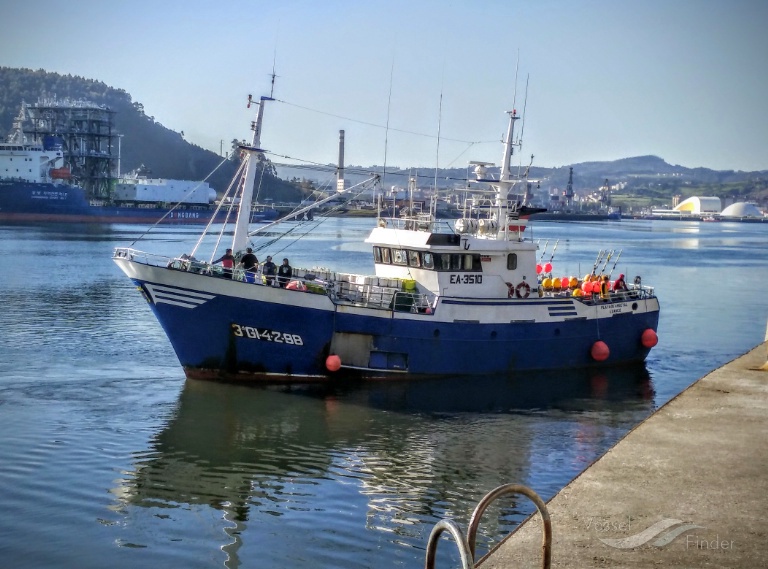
[
  {"x1": 190, "y1": 159, "x2": 246, "y2": 257},
  {"x1": 250, "y1": 179, "x2": 375, "y2": 257},
  {"x1": 274, "y1": 98, "x2": 496, "y2": 145},
  {"x1": 127, "y1": 154, "x2": 232, "y2": 248}
]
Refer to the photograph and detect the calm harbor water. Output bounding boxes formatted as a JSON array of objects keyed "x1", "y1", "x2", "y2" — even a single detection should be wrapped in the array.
[{"x1": 1, "y1": 218, "x2": 766, "y2": 568}]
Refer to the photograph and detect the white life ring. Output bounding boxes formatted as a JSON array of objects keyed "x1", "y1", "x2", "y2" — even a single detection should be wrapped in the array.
[{"x1": 515, "y1": 281, "x2": 531, "y2": 299}]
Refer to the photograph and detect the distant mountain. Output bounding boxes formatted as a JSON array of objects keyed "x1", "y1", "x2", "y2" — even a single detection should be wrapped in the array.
[
  {"x1": 0, "y1": 67, "x2": 304, "y2": 201},
  {"x1": 3, "y1": 67, "x2": 764, "y2": 206},
  {"x1": 278, "y1": 155, "x2": 766, "y2": 192}
]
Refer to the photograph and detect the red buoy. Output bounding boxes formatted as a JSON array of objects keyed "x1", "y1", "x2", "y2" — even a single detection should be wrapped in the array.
[
  {"x1": 325, "y1": 354, "x2": 341, "y2": 372},
  {"x1": 544, "y1": 262, "x2": 553, "y2": 273},
  {"x1": 536, "y1": 264, "x2": 543, "y2": 274},
  {"x1": 591, "y1": 340, "x2": 610, "y2": 361},
  {"x1": 641, "y1": 328, "x2": 658, "y2": 348}
]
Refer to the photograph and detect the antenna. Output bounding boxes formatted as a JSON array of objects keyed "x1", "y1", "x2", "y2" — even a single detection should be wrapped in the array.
[
  {"x1": 269, "y1": 59, "x2": 278, "y2": 99},
  {"x1": 434, "y1": 88, "x2": 443, "y2": 194},
  {"x1": 382, "y1": 56, "x2": 395, "y2": 188},
  {"x1": 270, "y1": 27, "x2": 279, "y2": 99},
  {"x1": 519, "y1": 74, "x2": 530, "y2": 146},
  {"x1": 511, "y1": 50, "x2": 520, "y2": 112}
]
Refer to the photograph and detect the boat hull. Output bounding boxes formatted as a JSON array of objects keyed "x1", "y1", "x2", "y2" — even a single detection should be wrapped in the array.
[
  {"x1": 0, "y1": 180, "x2": 278, "y2": 224},
  {"x1": 116, "y1": 258, "x2": 660, "y2": 381}
]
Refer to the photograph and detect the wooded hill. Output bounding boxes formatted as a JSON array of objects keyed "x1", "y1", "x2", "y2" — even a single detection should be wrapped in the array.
[
  {"x1": 1, "y1": 67, "x2": 766, "y2": 208},
  {"x1": 0, "y1": 67, "x2": 304, "y2": 202}
]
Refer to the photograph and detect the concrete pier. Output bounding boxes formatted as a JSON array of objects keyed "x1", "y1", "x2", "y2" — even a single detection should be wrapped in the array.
[{"x1": 479, "y1": 343, "x2": 768, "y2": 568}]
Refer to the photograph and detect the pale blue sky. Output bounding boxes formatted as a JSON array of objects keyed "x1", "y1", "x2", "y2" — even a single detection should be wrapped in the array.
[{"x1": 1, "y1": 0, "x2": 766, "y2": 172}]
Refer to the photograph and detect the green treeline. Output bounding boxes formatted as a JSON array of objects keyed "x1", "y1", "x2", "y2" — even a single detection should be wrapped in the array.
[
  {"x1": 0, "y1": 67, "x2": 304, "y2": 201},
  {"x1": 1, "y1": 67, "x2": 766, "y2": 209}
]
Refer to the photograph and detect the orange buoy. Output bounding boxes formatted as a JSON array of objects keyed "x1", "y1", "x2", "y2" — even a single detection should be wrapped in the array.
[
  {"x1": 591, "y1": 340, "x2": 610, "y2": 361},
  {"x1": 325, "y1": 354, "x2": 342, "y2": 372},
  {"x1": 641, "y1": 329, "x2": 658, "y2": 348},
  {"x1": 552, "y1": 277, "x2": 561, "y2": 290},
  {"x1": 286, "y1": 280, "x2": 307, "y2": 291}
]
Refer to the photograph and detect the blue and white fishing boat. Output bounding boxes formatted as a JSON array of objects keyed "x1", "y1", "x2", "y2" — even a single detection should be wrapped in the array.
[{"x1": 113, "y1": 93, "x2": 660, "y2": 381}]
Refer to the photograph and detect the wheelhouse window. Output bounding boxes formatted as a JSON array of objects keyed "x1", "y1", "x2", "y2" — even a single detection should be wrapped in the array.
[
  {"x1": 432, "y1": 253, "x2": 482, "y2": 272},
  {"x1": 507, "y1": 253, "x2": 517, "y2": 270},
  {"x1": 373, "y1": 248, "x2": 480, "y2": 272},
  {"x1": 392, "y1": 249, "x2": 408, "y2": 266}
]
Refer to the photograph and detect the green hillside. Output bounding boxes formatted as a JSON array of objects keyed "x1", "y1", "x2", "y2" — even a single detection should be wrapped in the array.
[
  {"x1": 0, "y1": 67, "x2": 304, "y2": 201},
  {"x1": 2, "y1": 67, "x2": 766, "y2": 210}
]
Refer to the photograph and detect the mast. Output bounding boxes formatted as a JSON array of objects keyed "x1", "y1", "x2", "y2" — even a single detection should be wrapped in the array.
[
  {"x1": 232, "y1": 94, "x2": 273, "y2": 252},
  {"x1": 336, "y1": 130, "x2": 345, "y2": 192},
  {"x1": 499, "y1": 109, "x2": 519, "y2": 184}
]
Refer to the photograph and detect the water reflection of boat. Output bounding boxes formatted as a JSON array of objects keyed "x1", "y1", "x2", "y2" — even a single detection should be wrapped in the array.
[
  {"x1": 304, "y1": 364, "x2": 655, "y2": 413},
  {"x1": 110, "y1": 365, "x2": 654, "y2": 567}
]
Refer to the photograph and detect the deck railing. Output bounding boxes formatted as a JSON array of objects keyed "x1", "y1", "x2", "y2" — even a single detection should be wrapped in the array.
[{"x1": 113, "y1": 247, "x2": 435, "y2": 313}]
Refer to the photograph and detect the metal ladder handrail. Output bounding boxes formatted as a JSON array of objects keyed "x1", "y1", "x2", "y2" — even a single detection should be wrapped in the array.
[
  {"x1": 466, "y1": 483, "x2": 552, "y2": 569},
  {"x1": 424, "y1": 519, "x2": 475, "y2": 569}
]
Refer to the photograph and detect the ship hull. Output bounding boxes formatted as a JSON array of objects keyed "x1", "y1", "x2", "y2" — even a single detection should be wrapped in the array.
[
  {"x1": 0, "y1": 181, "x2": 277, "y2": 224},
  {"x1": 116, "y1": 257, "x2": 660, "y2": 381}
]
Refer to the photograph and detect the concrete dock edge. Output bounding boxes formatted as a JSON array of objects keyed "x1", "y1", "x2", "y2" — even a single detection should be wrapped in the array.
[{"x1": 479, "y1": 343, "x2": 768, "y2": 568}]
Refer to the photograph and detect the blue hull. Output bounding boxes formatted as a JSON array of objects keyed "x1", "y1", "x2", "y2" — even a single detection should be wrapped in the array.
[
  {"x1": 131, "y1": 272, "x2": 660, "y2": 381},
  {"x1": 0, "y1": 180, "x2": 278, "y2": 224}
]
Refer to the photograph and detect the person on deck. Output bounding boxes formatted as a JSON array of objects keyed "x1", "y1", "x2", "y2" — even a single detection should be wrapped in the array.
[
  {"x1": 238, "y1": 247, "x2": 259, "y2": 283},
  {"x1": 600, "y1": 275, "x2": 611, "y2": 300},
  {"x1": 213, "y1": 248, "x2": 235, "y2": 279},
  {"x1": 277, "y1": 258, "x2": 293, "y2": 288},
  {"x1": 262, "y1": 256, "x2": 277, "y2": 287},
  {"x1": 613, "y1": 273, "x2": 628, "y2": 292}
]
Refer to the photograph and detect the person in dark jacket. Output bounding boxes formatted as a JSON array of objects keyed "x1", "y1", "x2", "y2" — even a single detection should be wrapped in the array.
[
  {"x1": 238, "y1": 247, "x2": 259, "y2": 283},
  {"x1": 262, "y1": 256, "x2": 277, "y2": 286},
  {"x1": 277, "y1": 258, "x2": 293, "y2": 288}
]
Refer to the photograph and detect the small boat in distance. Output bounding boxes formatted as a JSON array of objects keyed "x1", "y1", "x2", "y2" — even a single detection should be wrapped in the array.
[{"x1": 113, "y1": 90, "x2": 660, "y2": 382}]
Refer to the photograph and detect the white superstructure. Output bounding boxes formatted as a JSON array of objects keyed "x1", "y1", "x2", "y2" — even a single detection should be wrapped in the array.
[
  {"x1": 0, "y1": 141, "x2": 64, "y2": 183},
  {"x1": 114, "y1": 177, "x2": 216, "y2": 205}
]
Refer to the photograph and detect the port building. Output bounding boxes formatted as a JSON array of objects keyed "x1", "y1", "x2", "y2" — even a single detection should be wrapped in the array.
[{"x1": 673, "y1": 196, "x2": 722, "y2": 214}]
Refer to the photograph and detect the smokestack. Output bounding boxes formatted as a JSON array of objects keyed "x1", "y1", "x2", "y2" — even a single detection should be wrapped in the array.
[{"x1": 336, "y1": 130, "x2": 345, "y2": 192}]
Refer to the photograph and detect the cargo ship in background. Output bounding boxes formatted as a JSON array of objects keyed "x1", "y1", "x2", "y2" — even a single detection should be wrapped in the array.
[{"x1": 0, "y1": 99, "x2": 278, "y2": 224}]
